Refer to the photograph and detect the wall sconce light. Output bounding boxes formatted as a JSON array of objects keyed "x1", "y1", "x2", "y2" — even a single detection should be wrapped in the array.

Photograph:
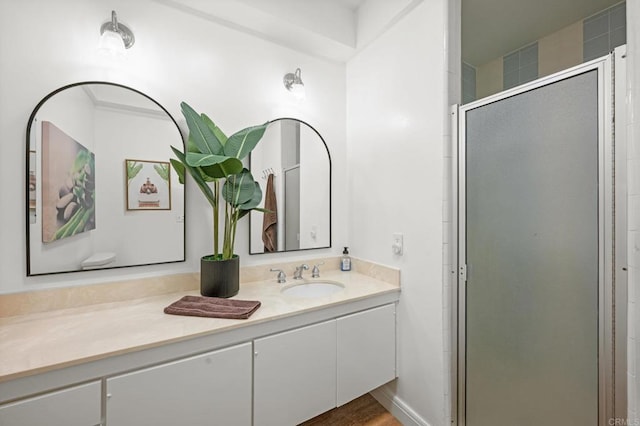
[
  {"x1": 283, "y1": 68, "x2": 305, "y2": 100},
  {"x1": 98, "y1": 10, "x2": 135, "y2": 57}
]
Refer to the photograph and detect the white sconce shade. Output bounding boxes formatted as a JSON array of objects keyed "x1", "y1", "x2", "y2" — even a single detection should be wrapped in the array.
[
  {"x1": 98, "y1": 29, "x2": 126, "y2": 58},
  {"x1": 98, "y1": 10, "x2": 134, "y2": 58}
]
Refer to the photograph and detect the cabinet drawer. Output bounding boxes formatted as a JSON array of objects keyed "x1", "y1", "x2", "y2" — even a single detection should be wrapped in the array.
[{"x1": 0, "y1": 381, "x2": 101, "y2": 426}]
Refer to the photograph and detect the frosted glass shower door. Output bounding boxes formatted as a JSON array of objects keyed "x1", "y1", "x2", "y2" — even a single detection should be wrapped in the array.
[{"x1": 461, "y1": 69, "x2": 602, "y2": 425}]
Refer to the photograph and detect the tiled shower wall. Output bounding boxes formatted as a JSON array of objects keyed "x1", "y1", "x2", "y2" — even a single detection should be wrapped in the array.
[
  {"x1": 584, "y1": 2, "x2": 627, "y2": 61},
  {"x1": 467, "y1": 1, "x2": 626, "y2": 103},
  {"x1": 462, "y1": 62, "x2": 476, "y2": 104},
  {"x1": 502, "y1": 42, "x2": 539, "y2": 90}
]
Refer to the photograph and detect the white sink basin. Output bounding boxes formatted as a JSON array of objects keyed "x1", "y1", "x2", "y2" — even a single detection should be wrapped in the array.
[{"x1": 281, "y1": 280, "x2": 344, "y2": 298}]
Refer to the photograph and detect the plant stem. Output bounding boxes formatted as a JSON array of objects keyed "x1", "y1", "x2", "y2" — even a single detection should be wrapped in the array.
[
  {"x1": 223, "y1": 197, "x2": 231, "y2": 259},
  {"x1": 227, "y1": 202, "x2": 233, "y2": 258},
  {"x1": 230, "y1": 207, "x2": 240, "y2": 256},
  {"x1": 213, "y1": 181, "x2": 219, "y2": 257}
]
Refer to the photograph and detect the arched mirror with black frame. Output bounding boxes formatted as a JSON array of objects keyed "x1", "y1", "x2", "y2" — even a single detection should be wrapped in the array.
[
  {"x1": 249, "y1": 118, "x2": 331, "y2": 254},
  {"x1": 26, "y1": 81, "x2": 186, "y2": 276}
]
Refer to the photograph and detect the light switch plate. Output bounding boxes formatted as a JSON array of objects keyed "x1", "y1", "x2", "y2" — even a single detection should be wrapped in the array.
[{"x1": 392, "y1": 233, "x2": 403, "y2": 255}]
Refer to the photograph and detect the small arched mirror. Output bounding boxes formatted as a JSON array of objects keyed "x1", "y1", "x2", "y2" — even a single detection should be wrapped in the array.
[
  {"x1": 249, "y1": 118, "x2": 331, "y2": 254},
  {"x1": 26, "y1": 82, "x2": 185, "y2": 275}
]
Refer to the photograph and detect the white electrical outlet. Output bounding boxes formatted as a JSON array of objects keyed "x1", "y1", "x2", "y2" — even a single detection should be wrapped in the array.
[{"x1": 392, "y1": 233, "x2": 403, "y2": 255}]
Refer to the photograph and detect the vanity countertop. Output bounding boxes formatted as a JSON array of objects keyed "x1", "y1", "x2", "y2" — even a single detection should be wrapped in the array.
[{"x1": 0, "y1": 270, "x2": 399, "y2": 383}]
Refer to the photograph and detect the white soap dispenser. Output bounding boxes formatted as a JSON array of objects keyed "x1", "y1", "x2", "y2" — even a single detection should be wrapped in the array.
[{"x1": 341, "y1": 247, "x2": 352, "y2": 271}]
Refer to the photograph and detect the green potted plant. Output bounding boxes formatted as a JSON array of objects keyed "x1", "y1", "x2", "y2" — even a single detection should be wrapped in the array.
[{"x1": 171, "y1": 102, "x2": 268, "y2": 298}]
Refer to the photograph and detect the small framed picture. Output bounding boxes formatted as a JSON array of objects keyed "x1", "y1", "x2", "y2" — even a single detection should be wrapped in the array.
[{"x1": 125, "y1": 159, "x2": 171, "y2": 211}]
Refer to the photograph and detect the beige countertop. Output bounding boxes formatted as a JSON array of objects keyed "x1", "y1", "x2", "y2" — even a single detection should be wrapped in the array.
[{"x1": 0, "y1": 269, "x2": 399, "y2": 384}]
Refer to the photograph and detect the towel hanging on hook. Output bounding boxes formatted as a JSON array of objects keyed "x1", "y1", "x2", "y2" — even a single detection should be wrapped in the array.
[{"x1": 262, "y1": 173, "x2": 277, "y2": 252}]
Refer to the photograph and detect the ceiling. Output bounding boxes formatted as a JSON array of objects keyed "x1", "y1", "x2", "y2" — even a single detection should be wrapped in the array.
[
  {"x1": 325, "y1": 0, "x2": 367, "y2": 11},
  {"x1": 155, "y1": 0, "x2": 419, "y2": 62},
  {"x1": 463, "y1": 0, "x2": 623, "y2": 66},
  {"x1": 83, "y1": 85, "x2": 166, "y2": 117}
]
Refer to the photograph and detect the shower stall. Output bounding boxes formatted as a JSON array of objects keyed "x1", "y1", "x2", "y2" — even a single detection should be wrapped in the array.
[{"x1": 455, "y1": 50, "x2": 627, "y2": 425}]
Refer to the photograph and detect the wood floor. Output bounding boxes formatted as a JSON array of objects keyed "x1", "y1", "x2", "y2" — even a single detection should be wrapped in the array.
[{"x1": 300, "y1": 393, "x2": 402, "y2": 426}]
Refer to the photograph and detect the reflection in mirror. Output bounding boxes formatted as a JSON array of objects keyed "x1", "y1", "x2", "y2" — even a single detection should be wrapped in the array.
[
  {"x1": 26, "y1": 82, "x2": 185, "y2": 275},
  {"x1": 249, "y1": 118, "x2": 331, "y2": 254}
]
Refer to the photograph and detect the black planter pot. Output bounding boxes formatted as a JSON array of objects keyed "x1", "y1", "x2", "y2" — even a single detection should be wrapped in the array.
[{"x1": 200, "y1": 255, "x2": 239, "y2": 298}]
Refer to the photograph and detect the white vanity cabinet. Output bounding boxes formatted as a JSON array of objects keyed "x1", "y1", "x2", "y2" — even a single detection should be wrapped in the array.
[
  {"x1": 0, "y1": 381, "x2": 101, "y2": 426},
  {"x1": 105, "y1": 342, "x2": 252, "y2": 426},
  {"x1": 253, "y1": 303, "x2": 397, "y2": 425},
  {"x1": 0, "y1": 283, "x2": 399, "y2": 426},
  {"x1": 337, "y1": 303, "x2": 397, "y2": 406},
  {"x1": 253, "y1": 320, "x2": 337, "y2": 426}
]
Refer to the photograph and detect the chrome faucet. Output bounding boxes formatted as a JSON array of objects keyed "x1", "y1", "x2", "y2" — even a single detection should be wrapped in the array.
[
  {"x1": 293, "y1": 264, "x2": 309, "y2": 280},
  {"x1": 312, "y1": 262, "x2": 324, "y2": 278},
  {"x1": 270, "y1": 268, "x2": 286, "y2": 284}
]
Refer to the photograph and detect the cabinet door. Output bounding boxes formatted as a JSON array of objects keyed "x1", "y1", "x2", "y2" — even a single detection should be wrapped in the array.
[
  {"x1": 0, "y1": 381, "x2": 101, "y2": 426},
  {"x1": 106, "y1": 342, "x2": 252, "y2": 426},
  {"x1": 254, "y1": 320, "x2": 337, "y2": 426},
  {"x1": 337, "y1": 303, "x2": 396, "y2": 406}
]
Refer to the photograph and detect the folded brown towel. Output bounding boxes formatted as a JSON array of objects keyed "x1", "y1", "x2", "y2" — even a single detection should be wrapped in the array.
[{"x1": 164, "y1": 295, "x2": 261, "y2": 319}]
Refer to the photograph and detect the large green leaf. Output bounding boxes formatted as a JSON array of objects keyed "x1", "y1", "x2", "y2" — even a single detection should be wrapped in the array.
[
  {"x1": 236, "y1": 182, "x2": 263, "y2": 220},
  {"x1": 191, "y1": 165, "x2": 219, "y2": 182},
  {"x1": 186, "y1": 135, "x2": 199, "y2": 153},
  {"x1": 222, "y1": 169, "x2": 257, "y2": 207},
  {"x1": 186, "y1": 152, "x2": 235, "y2": 168},
  {"x1": 199, "y1": 165, "x2": 224, "y2": 180},
  {"x1": 170, "y1": 159, "x2": 186, "y2": 185},
  {"x1": 239, "y1": 182, "x2": 262, "y2": 210},
  {"x1": 201, "y1": 114, "x2": 228, "y2": 146},
  {"x1": 171, "y1": 146, "x2": 215, "y2": 206},
  {"x1": 192, "y1": 157, "x2": 244, "y2": 180},
  {"x1": 181, "y1": 102, "x2": 224, "y2": 156},
  {"x1": 224, "y1": 123, "x2": 269, "y2": 160}
]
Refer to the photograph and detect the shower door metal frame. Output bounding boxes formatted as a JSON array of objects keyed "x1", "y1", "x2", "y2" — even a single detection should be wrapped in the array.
[{"x1": 453, "y1": 51, "x2": 627, "y2": 426}]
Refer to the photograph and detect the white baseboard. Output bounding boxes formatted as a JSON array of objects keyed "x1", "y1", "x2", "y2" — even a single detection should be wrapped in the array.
[{"x1": 370, "y1": 385, "x2": 431, "y2": 426}]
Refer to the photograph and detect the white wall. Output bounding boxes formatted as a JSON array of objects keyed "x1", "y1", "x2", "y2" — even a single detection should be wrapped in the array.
[
  {"x1": 92, "y1": 108, "x2": 184, "y2": 266},
  {"x1": 0, "y1": 0, "x2": 346, "y2": 293},
  {"x1": 356, "y1": 0, "x2": 417, "y2": 48},
  {"x1": 299, "y1": 123, "x2": 330, "y2": 249},
  {"x1": 347, "y1": 2, "x2": 446, "y2": 425}
]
